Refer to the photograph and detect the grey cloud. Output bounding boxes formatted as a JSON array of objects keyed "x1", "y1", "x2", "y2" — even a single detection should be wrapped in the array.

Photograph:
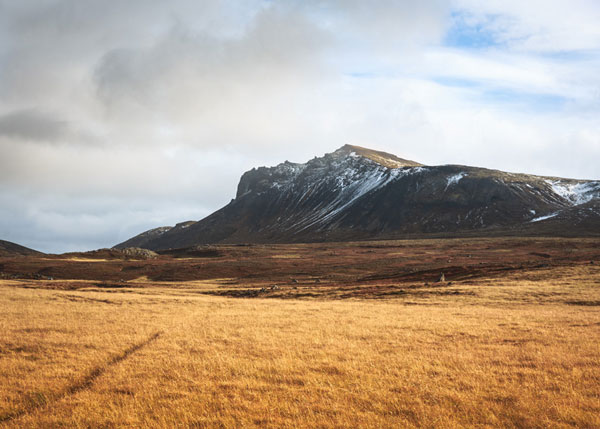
[
  {"x1": 0, "y1": 109, "x2": 68, "y2": 142},
  {"x1": 87, "y1": 5, "x2": 336, "y2": 154},
  {"x1": 93, "y1": 7, "x2": 331, "y2": 111},
  {"x1": 0, "y1": 0, "x2": 263, "y2": 101}
]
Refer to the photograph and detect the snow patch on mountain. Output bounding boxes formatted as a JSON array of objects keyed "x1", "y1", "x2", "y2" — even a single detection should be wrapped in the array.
[
  {"x1": 308, "y1": 166, "x2": 425, "y2": 228},
  {"x1": 283, "y1": 149, "x2": 428, "y2": 232},
  {"x1": 446, "y1": 172, "x2": 467, "y2": 189},
  {"x1": 530, "y1": 212, "x2": 559, "y2": 222},
  {"x1": 546, "y1": 180, "x2": 600, "y2": 205}
]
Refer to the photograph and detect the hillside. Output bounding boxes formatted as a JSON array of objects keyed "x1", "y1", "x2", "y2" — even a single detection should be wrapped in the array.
[{"x1": 0, "y1": 240, "x2": 43, "y2": 257}]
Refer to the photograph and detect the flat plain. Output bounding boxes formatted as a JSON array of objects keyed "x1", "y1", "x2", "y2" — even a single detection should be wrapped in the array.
[{"x1": 1, "y1": 237, "x2": 599, "y2": 427}]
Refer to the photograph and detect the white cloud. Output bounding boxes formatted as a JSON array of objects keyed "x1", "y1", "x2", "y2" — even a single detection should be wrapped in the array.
[{"x1": 452, "y1": 0, "x2": 600, "y2": 52}]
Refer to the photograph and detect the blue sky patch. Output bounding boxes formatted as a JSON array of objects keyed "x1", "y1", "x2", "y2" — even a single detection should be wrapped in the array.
[{"x1": 444, "y1": 10, "x2": 504, "y2": 50}]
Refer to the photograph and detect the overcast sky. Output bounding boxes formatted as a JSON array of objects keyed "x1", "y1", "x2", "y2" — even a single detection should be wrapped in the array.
[{"x1": 1, "y1": 0, "x2": 599, "y2": 253}]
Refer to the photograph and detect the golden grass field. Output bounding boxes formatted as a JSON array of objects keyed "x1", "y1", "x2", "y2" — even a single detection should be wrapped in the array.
[{"x1": 1, "y1": 238, "x2": 599, "y2": 427}]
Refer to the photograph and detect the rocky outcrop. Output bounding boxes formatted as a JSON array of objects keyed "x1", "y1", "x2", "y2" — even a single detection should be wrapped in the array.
[{"x1": 121, "y1": 247, "x2": 158, "y2": 259}]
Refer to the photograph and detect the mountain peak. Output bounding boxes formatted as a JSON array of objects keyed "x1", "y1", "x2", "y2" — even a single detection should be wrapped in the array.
[{"x1": 334, "y1": 144, "x2": 423, "y2": 168}]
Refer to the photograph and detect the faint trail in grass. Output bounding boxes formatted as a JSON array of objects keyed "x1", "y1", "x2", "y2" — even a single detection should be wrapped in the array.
[
  {"x1": 59, "y1": 294, "x2": 121, "y2": 305},
  {"x1": 0, "y1": 331, "x2": 162, "y2": 424},
  {"x1": 65, "y1": 331, "x2": 161, "y2": 394}
]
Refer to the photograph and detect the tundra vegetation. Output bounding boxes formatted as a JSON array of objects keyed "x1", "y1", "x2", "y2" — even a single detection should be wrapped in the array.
[{"x1": 0, "y1": 238, "x2": 599, "y2": 427}]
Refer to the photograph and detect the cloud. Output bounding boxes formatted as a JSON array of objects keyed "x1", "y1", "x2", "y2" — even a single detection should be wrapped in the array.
[
  {"x1": 0, "y1": 109, "x2": 68, "y2": 142},
  {"x1": 91, "y1": 6, "x2": 332, "y2": 149},
  {"x1": 314, "y1": 0, "x2": 448, "y2": 48},
  {"x1": 451, "y1": 0, "x2": 600, "y2": 52}
]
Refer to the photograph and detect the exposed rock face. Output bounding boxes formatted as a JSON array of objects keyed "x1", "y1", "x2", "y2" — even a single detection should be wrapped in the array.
[{"x1": 115, "y1": 145, "x2": 600, "y2": 250}]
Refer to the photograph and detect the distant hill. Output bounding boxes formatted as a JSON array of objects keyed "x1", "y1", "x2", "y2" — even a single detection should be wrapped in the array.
[
  {"x1": 116, "y1": 145, "x2": 600, "y2": 250},
  {"x1": 0, "y1": 240, "x2": 43, "y2": 257}
]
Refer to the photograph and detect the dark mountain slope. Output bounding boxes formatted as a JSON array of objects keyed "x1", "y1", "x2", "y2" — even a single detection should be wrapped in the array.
[
  {"x1": 115, "y1": 221, "x2": 196, "y2": 250},
  {"x1": 116, "y1": 145, "x2": 600, "y2": 250},
  {"x1": 0, "y1": 240, "x2": 43, "y2": 257}
]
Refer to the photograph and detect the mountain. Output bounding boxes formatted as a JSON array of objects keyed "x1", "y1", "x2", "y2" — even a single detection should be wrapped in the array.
[
  {"x1": 116, "y1": 144, "x2": 600, "y2": 250},
  {"x1": 0, "y1": 240, "x2": 43, "y2": 257}
]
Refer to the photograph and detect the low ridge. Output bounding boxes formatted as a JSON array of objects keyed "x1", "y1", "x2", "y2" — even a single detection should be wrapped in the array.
[{"x1": 116, "y1": 145, "x2": 600, "y2": 250}]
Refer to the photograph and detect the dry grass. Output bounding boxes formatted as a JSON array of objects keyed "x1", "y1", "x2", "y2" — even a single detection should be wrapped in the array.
[
  {"x1": 41, "y1": 257, "x2": 111, "y2": 262},
  {"x1": 1, "y1": 261, "x2": 599, "y2": 428}
]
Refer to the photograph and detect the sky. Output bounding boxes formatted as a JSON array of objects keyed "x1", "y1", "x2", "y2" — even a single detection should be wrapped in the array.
[{"x1": 1, "y1": 0, "x2": 599, "y2": 253}]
